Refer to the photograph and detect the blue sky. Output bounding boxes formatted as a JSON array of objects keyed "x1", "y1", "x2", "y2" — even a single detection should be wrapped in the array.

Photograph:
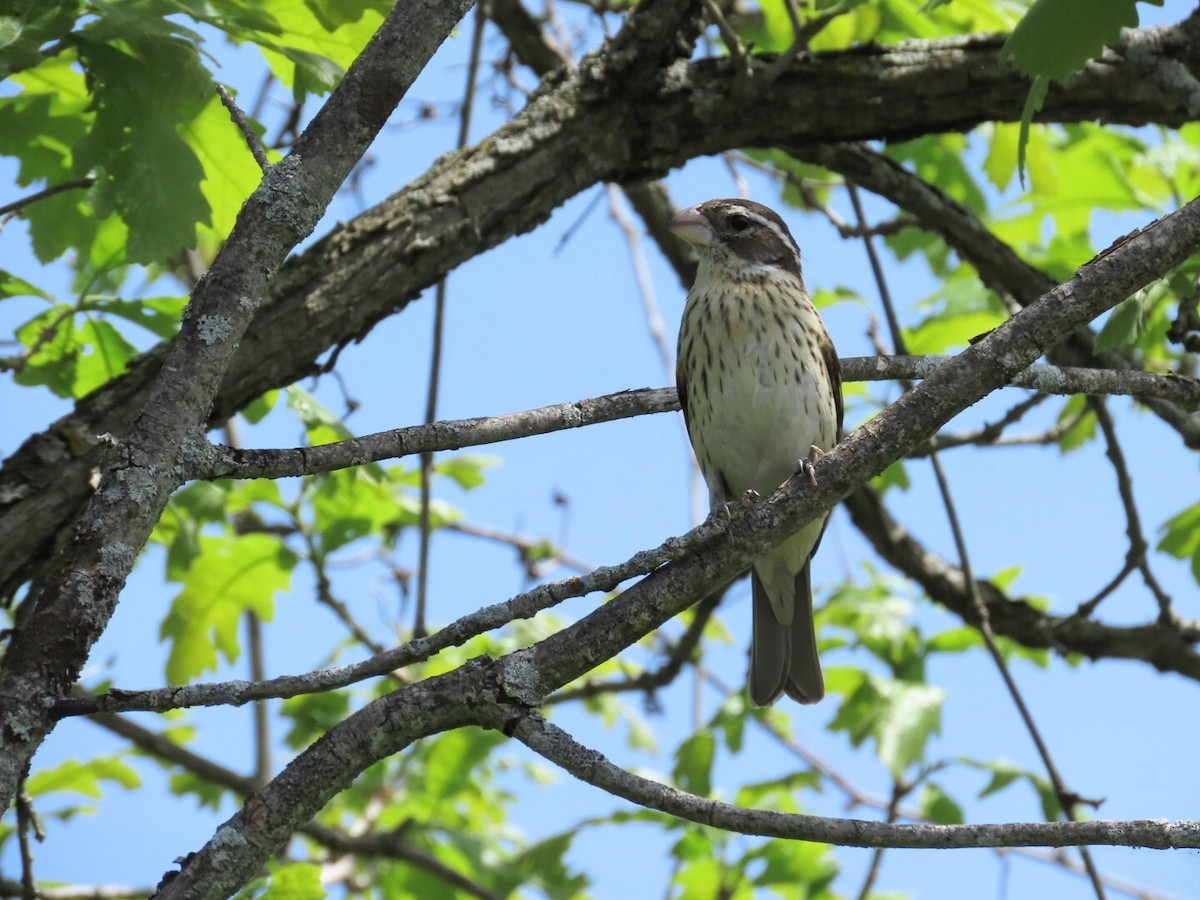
[{"x1": 2, "y1": 3, "x2": 1198, "y2": 898}]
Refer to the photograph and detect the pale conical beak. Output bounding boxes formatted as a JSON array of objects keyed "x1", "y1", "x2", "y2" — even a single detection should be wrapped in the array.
[{"x1": 667, "y1": 207, "x2": 712, "y2": 246}]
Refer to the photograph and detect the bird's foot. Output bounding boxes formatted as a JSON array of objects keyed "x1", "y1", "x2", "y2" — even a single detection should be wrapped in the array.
[
  {"x1": 739, "y1": 488, "x2": 761, "y2": 508},
  {"x1": 796, "y1": 445, "x2": 825, "y2": 486}
]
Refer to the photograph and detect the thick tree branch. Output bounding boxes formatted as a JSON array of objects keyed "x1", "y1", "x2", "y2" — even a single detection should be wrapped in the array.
[{"x1": 5, "y1": 20, "x2": 1200, "y2": 603}]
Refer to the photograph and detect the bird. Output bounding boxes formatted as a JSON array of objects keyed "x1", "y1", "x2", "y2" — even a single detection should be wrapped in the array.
[{"x1": 669, "y1": 198, "x2": 843, "y2": 707}]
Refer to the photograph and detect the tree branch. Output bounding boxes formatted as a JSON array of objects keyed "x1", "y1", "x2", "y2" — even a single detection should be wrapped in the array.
[{"x1": 510, "y1": 711, "x2": 1199, "y2": 849}]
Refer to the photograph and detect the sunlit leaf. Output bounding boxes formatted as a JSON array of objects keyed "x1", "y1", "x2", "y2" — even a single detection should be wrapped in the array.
[
  {"x1": 673, "y1": 731, "x2": 715, "y2": 797},
  {"x1": 830, "y1": 674, "x2": 943, "y2": 777},
  {"x1": 26, "y1": 756, "x2": 141, "y2": 799},
  {"x1": 258, "y1": 862, "x2": 327, "y2": 900},
  {"x1": 1094, "y1": 293, "x2": 1144, "y2": 352},
  {"x1": 919, "y1": 782, "x2": 965, "y2": 824},
  {"x1": 160, "y1": 533, "x2": 296, "y2": 683}
]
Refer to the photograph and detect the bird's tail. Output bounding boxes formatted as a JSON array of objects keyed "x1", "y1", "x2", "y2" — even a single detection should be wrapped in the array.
[{"x1": 749, "y1": 565, "x2": 824, "y2": 707}]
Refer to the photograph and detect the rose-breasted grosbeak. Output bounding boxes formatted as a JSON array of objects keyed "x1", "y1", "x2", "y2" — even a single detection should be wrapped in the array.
[{"x1": 670, "y1": 199, "x2": 843, "y2": 707}]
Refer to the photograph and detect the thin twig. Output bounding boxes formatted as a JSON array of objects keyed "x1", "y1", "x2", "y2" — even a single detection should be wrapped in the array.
[
  {"x1": 0, "y1": 178, "x2": 95, "y2": 219},
  {"x1": 854, "y1": 779, "x2": 907, "y2": 900},
  {"x1": 1089, "y1": 398, "x2": 1176, "y2": 623},
  {"x1": 215, "y1": 83, "x2": 270, "y2": 172},
  {"x1": 56, "y1": 511, "x2": 734, "y2": 718},
  {"x1": 416, "y1": 0, "x2": 489, "y2": 639},
  {"x1": 701, "y1": 0, "x2": 753, "y2": 95},
  {"x1": 443, "y1": 519, "x2": 593, "y2": 576},
  {"x1": 548, "y1": 589, "x2": 722, "y2": 704},
  {"x1": 15, "y1": 775, "x2": 39, "y2": 900},
  {"x1": 608, "y1": 185, "x2": 675, "y2": 383},
  {"x1": 227, "y1": 418, "x2": 273, "y2": 790},
  {"x1": 510, "y1": 711, "x2": 1200, "y2": 849}
]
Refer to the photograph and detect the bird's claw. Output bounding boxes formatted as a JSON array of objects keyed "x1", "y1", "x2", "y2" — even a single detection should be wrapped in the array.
[
  {"x1": 739, "y1": 488, "x2": 761, "y2": 508},
  {"x1": 797, "y1": 445, "x2": 825, "y2": 486}
]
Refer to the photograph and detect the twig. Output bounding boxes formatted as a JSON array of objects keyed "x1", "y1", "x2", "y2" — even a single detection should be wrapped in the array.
[
  {"x1": 1089, "y1": 398, "x2": 1176, "y2": 623},
  {"x1": 443, "y1": 520, "x2": 593, "y2": 576},
  {"x1": 0, "y1": 881, "x2": 154, "y2": 900},
  {"x1": 215, "y1": 84, "x2": 270, "y2": 172},
  {"x1": 701, "y1": 0, "x2": 753, "y2": 95},
  {"x1": 56, "y1": 511, "x2": 733, "y2": 718},
  {"x1": 854, "y1": 779, "x2": 908, "y2": 900},
  {"x1": 547, "y1": 589, "x2": 722, "y2": 704},
  {"x1": 608, "y1": 185, "x2": 675, "y2": 383},
  {"x1": 226, "y1": 418, "x2": 273, "y2": 790},
  {"x1": 694, "y1": 673, "x2": 1176, "y2": 899},
  {"x1": 417, "y1": 0, "x2": 491, "y2": 639},
  {"x1": 0, "y1": 178, "x2": 96, "y2": 219},
  {"x1": 15, "y1": 776, "x2": 39, "y2": 900}
]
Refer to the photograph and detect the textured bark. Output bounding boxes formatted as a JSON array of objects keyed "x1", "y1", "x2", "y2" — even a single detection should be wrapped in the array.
[{"x1": 4, "y1": 21, "x2": 1200, "y2": 602}]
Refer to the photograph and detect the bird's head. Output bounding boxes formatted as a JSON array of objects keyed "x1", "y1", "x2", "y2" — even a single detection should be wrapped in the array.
[{"x1": 667, "y1": 199, "x2": 803, "y2": 283}]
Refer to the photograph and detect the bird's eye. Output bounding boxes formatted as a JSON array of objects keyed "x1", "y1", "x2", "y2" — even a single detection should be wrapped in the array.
[{"x1": 728, "y1": 213, "x2": 751, "y2": 232}]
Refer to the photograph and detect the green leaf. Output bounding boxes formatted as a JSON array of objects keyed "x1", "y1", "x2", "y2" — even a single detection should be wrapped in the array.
[
  {"x1": 903, "y1": 309, "x2": 1004, "y2": 353},
  {"x1": 924, "y1": 626, "x2": 982, "y2": 654},
  {"x1": 744, "y1": 835, "x2": 837, "y2": 890},
  {"x1": 26, "y1": 756, "x2": 141, "y2": 799},
  {"x1": 288, "y1": 385, "x2": 355, "y2": 445},
  {"x1": 90, "y1": 296, "x2": 186, "y2": 339},
  {"x1": 918, "y1": 782, "x2": 965, "y2": 824},
  {"x1": 73, "y1": 31, "x2": 212, "y2": 264},
  {"x1": 420, "y1": 728, "x2": 506, "y2": 810},
  {"x1": 1000, "y1": 0, "x2": 1157, "y2": 83},
  {"x1": 169, "y1": 771, "x2": 230, "y2": 811},
  {"x1": 983, "y1": 122, "x2": 1020, "y2": 191},
  {"x1": 0, "y1": 55, "x2": 98, "y2": 262},
  {"x1": 13, "y1": 303, "x2": 79, "y2": 397},
  {"x1": 1015, "y1": 75, "x2": 1050, "y2": 187},
  {"x1": 871, "y1": 459, "x2": 910, "y2": 494},
  {"x1": 673, "y1": 731, "x2": 716, "y2": 797},
  {"x1": 242, "y1": 390, "x2": 281, "y2": 425},
  {"x1": 0, "y1": 269, "x2": 51, "y2": 300},
  {"x1": 182, "y1": 92, "x2": 269, "y2": 256},
  {"x1": 497, "y1": 832, "x2": 589, "y2": 900},
  {"x1": 160, "y1": 533, "x2": 295, "y2": 683},
  {"x1": 1056, "y1": 394, "x2": 1096, "y2": 453},
  {"x1": 310, "y1": 469, "x2": 406, "y2": 554},
  {"x1": 830, "y1": 675, "x2": 944, "y2": 777},
  {"x1": 1094, "y1": 293, "x2": 1144, "y2": 352},
  {"x1": 434, "y1": 454, "x2": 498, "y2": 490},
  {"x1": 281, "y1": 691, "x2": 351, "y2": 750},
  {"x1": 964, "y1": 757, "x2": 1062, "y2": 820},
  {"x1": 254, "y1": 0, "x2": 389, "y2": 100},
  {"x1": 1158, "y1": 503, "x2": 1200, "y2": 559},
  {"x1": 258, "y1": 862, "x2": 327, "y2": 900},
  {"x1": 1158, "y1": 503, "x2": 1200, "y2": 583},
  {"x1": 72, "y1": 317, "x2": 138, "y2": 395},
  {"x1": 0, "y1": 0, "x2": 82, "y2": 74}
]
